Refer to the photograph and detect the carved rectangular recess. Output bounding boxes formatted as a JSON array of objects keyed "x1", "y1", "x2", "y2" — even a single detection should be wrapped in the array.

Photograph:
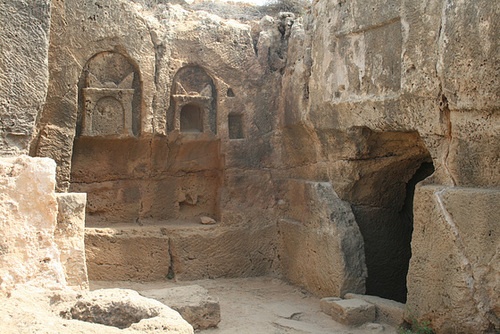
[
  {"x1": 82, "y1": 88, "x2": 135, "y2": 137},
  {"x1": 228, "y1": 113, "x2": 244, "y2": 139}
]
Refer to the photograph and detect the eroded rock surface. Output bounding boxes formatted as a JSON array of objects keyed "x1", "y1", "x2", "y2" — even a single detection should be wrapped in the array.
[
  {"x1": 0, "y1": 155, "x2": 64, "y2": 295},
  {"x1": 67, "y1": 289, "x2": 193, "y2": 333},
  {"x1": 0, "y1": 0, "x2": 498, "y2": 333},
  {"x1": 140, "y1": 285, "x2": 221, "y2": 329},
  {"x1": 55, "y1": 193, "x2": 89, "y2": 289},
  {"x1": 0, "y1": 287, "x2": 193, "y2": 333},
  {"x1": 407, "y1": 185, "x2": 500, "y2": 333},
  {"x1": 277, "y1": 180, "x2": 367, "y2": 297},
  {"x1": 0, "y1": 1, "x2": 51, "y2": 155}
]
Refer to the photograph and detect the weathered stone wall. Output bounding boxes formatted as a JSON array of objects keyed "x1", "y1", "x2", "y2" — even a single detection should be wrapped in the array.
[
  {"x1": 409, "y1": 185, "x2": 499, "y2": 333},
  {"x1": 283, "y1": 0, "x2": 499, "y2": 331},
  {"x1": 32, "y1": 0, "x2": 293, "y2": 282},
  {"x1": 277, "y1": 180, "x2": 366, "y2": 297},
  {"x1": 0, "y1": 156, "x2": 90, "y2": 295},
  {"x1": 33, "y1": 0, "x2": 156, "y2": 191},
  {"x1": 2, "y1": 1, "x2": 497, "y2": 332},
  {"x1": 0, "y1": 0, "x2": 51, "y2": 155}
]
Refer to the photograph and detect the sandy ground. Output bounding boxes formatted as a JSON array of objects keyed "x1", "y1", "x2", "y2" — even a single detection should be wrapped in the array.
[{"x1": 92, "y1": 277, "x2": 398, "y2": 334}]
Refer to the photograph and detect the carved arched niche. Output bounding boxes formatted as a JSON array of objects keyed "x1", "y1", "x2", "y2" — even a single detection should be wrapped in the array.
[
  {"x1": 168, "y1": 65, "x2": 217, "y2": 134},
  {"x1": 77, "y1": 51, "x2": 141, "y2": 138}
]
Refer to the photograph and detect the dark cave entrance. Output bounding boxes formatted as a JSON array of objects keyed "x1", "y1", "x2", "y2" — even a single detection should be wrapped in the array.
[
  {"x1": 345, "y1": 130, "x2": 435, "y2": 303},
  {"x1": 394, "y1": 161, "x2": 435, "y2": 302}
]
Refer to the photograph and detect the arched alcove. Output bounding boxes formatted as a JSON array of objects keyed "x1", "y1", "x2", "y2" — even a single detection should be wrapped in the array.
[
  {"x1": 70, "y1": 51, "x2": 144, "y2": 227},
  {"x1": 169, "y1": 65, "x2": 216, "y2": 134},
  {"x1": 76, "y1": 51, "x2": 141, "y2": 137}
]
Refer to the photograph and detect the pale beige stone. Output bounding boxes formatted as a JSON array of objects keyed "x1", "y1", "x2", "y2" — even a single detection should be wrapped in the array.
[
  {"x1": 69, "y1": 289, "x2": 193, "y2": 333},
  {"x1": 85, "y1": 225, "x2": 278, "y2": 282},
  {"x1": 55, "y1": 193, "x2": 89, "y2": 290},
  {"x1": 1, "y1": 2, "x2": 498, "y2": 334},
  {"x1": 85, "y1": 227, "x2": 171, "y2": 281},
  {"x1": 200, "y1": 216, "x2": 217, "y2": 225},
  {"x1": 0, "y1": 156, "x2": 64, "y2": 295},
  {"x1": 140, "y1": 285, "x2": 221, "y2": 330},
  {"x1": 0, "y1": 0, "x2": 51, "y2": 155},
  {"x1": 328, "y1": 299, "x2": 376, "y2": 327},
  {"x1": 344, "y1": 293, "x2": 405, "y2": 327},
  {"x1": 320, "y1": 297, "x2": 342, "y2": 316},
  {"x1": 407, "y1": 185, "x2": 500, "y2": 333},
  {"x1": 277, "y1": 180, "x2": 367, "y2": 297},
  {"x1": 0, "y1": 286, "x2": 193, "y2": 333}
]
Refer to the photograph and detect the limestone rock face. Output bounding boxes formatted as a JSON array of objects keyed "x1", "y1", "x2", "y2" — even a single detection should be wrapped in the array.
[
  {"x1": 297, "y1": 0, "x2": 499, "y2": 330},
  {"x1": 277, "y1": 180, "x2": 366, "y2": 297},
  {"x1": 33, "y1": 0, "x2": 289, "y2": 286},
  {"x1": 85, "y1": 224, "x2": 278, "y2": 281},
  {"x1": 407, "y1": 185, "x2": 500, "y2": 333},
  {"x1": 0, "y1": 0, "x2": 51, "y2": 155},
  {"x1": 306, "y1": 0, "x2": 500, "y2": 189},
  {"x1": 55, "y1": 193, "x2": 89, "y2": 289},
  {"x1": 85, "y1": 227, "x2": 171, "y2": 281},
  {"x1": 1, "y1": 1, "x2": 497, "y2": 333},
  {"x1": 0, "y1": 155, "x2": 64, "y2": 295}
]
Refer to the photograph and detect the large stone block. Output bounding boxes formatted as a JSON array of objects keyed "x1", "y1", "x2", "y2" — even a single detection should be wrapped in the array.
[
  {"x1": 439, "y1": 0, "x2": 500, "y2": 111},
  {"x1": 0, "y1": 156, "x2": 64, "y2": 294},
  {"x1": 344, "y1": 293, "x2": 404, "y2": 327},
  {"x1": 85, "y1": 227, "x2": 170, "y2": 281},
  {"x1": 407, "y1": 185, "x2": 500, "y2": 333},
  {"x1": 140, "y1": 285, "x2": 221, "y2": 330},
  {"x1": 325, "y1": 298, "x2": 376, "y2": 326},
  {"x1": 447, "y1": 110, "x2": 500, "y2": 188},
  {"x1": 66, "y1": 289, "x2": 193, "y2": 333},
  {"x1": 169, "y1": 225, "x2": 278, "y2": 280},
  {"x1": 86, "y1": 224, "x2": 277, "y2": 282},
  {"x1": 55, "y1": 193, "x2": 89, "y2": 289},
  {"x1": 277, "y1": 180, "x2": 366, "y2": 297}
]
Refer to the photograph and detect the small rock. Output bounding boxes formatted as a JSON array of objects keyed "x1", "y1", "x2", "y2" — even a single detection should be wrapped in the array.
[
  {"x1": 363, "y1": 322, "x2": 385, "y2": 332},
  {"x1": 200, "y1": 216, "x2": 216, "y2": 225},
  {"x1": 328, "y1": 298, "x2": 376, "y2": 326},
  {"x1": 320, "y1": 297, "x2": 342, "y2": 316}
]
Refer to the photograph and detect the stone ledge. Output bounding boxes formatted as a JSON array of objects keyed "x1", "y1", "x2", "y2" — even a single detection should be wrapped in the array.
[{"x1": 344, "y1": 293, "x2": 404, "y2": 326}]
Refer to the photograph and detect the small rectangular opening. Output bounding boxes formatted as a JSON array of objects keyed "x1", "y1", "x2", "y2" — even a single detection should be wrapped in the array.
[{"x1": 228, "y1": 113, "x2": 244, "y2": 139}]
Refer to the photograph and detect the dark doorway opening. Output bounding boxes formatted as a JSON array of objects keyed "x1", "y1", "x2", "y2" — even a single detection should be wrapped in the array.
[{"x1": 344, "y1": 130, "x2": 434, "y2": 302}]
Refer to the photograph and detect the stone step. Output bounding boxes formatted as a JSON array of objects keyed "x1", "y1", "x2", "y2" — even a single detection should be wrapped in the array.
[
  {"x1": 139, "y1": 285, "x2": 220, "y2": 330},
  {"x1": 84, "y1": 224, "x2": 276, "y2": 282},
  {"x1": 320, "y1": 297, "x2": 376, "y2": 326},
  {"x1": 344, "y1": 293, "x2": 405, "y2": 327}
]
